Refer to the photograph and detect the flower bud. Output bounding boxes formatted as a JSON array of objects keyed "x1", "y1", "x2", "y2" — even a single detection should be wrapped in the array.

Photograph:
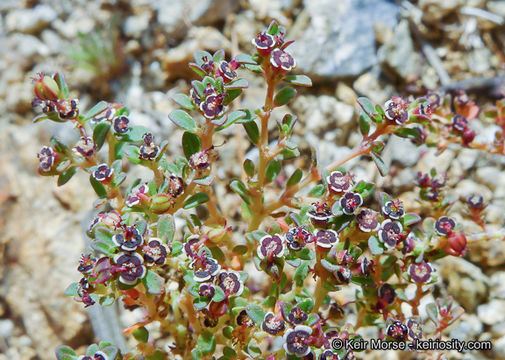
[
  {"x1": 446, "y1": 232, "x2": 467, "y2": 256},
  {"x1": 33, "y1": 73, "x2": 60, "y2": 101},
  {"x1": 150, "y1": 194, "x2": 173, "y2": 213},
  {"x1": 462, "y1": 127, "x2": 476, "y2": 145}
]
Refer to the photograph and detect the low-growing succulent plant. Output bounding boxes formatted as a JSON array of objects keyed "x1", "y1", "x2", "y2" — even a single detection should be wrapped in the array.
[{"x1": 33, "y1": 21, "x2": 502, "y2": 360}]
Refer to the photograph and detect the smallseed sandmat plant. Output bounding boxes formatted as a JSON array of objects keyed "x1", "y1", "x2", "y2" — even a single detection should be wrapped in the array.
[{"x1": 32, "y1": 21, "x2": 503, "y2": 360}]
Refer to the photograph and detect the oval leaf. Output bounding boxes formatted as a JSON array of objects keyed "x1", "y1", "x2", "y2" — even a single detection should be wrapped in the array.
[
  {"x1": 182, "y1": 131, "x2": 201, "y2": 159},
  {"x1": 274, "y1": 87, "x2": 297, "y2": 106},
  {"x1": 169, "y1": 110, "x2": 197, "y2": 133},
  {"x1": 183, "y1": 192, "x2": 210, "y2": 209}
]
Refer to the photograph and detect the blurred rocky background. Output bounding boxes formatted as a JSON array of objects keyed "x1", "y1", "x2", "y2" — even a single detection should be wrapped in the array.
[{"x1": 1, "y1": 0, "x2": 505, "y2": 359}]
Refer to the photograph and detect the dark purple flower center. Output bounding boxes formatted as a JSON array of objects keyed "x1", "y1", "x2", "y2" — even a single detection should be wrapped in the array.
[
  {"x1": 262, "y1": 313, "x2": 285, "y2": 334},
  {"x1": 409, "y1": 261, "x2": 432, "y2": 283},
  {"x1": 288, "y1": 307, "x2": 308, "y2": 324},
  {"x1": 435, "y1": 216, "x2": 455, "y2": 236},
  {"x1": 113, "y1": 115, "x2": 129, "y2": 134},
  {"x1": 285, "y1": 328, "x2": 311, "y2": 355}
]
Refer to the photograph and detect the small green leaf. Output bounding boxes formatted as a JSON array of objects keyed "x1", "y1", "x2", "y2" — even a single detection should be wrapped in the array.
[
  {"x1": 274, "y1": 87, "x2": 297, "y2": 106},
  {"x1": 380, "y1": 192, "x2": 392, "y2": 209},
  {"x1": 294, "y1": 261, "x2": 309, "y2": 287},
  {"x1": 182, "y1": 131, "x2": 201, "y2": 159},
  {"x1": 57, "y1": 167, "x2": 77, "y2": 186},
  {"x1": 94, "y1": 227, "x2": 114, "y2": 244},
  {"x1": 223, "y1": 89, "x2": 242, "y2": 106},
  {"x1": 213, "y1": 49, "x2": 225, "y2": 63},
  {"x1": 243, "y1": 159, "x2": 255, "y2": 177},
  {"x1": 245, "y1": 304, "x2": 266, "y2": 325},
  {"x1": 83, "y1": 100, "x2": 108, "y2": 121},
  {"x1": 371, "y1": 152, "x2": 388, "y2": 176},
  {"x1": 189, "y1": 63, "x2": 206, "y2": 77},
  {"x1": 265, "y1": 160, "x2": 281, "y2": 182},
  {"x1": 50, "y1": 136, "x2": 71, "y2": 155},
  {"x1": 403, "y1": 212, "x2": 421, "y2": 226},
  {"x1": 394, "y1": 127, "x2": 424, "y2": 143},
  {"x1": 224, "y1": 78, "x2": 249, "y2": 90},
  {"x1": 92, "y1": 122, "x2": 110, "y2": 150},
  {"x1": 168, "y1": 110, "x2": 197, "y2": 133},
  {"x1": 183, "y1": 192, "x2": 210, "y2": 209},
  {"x1": 194, "y1": 50, "x2": 212, "y2": 67},
  {"x1": 144, "y1": 270, "x2": 164, "y2": 295},
  {"x1": 196, "y1": 331, "x2": 216, "y2": 355},
  {"x1": 359, "y1": 111, "x2": 371, "y2": 136},
  {"x1": 223, "y1": 346, "x2": 237, "y2": 358},
  {"x1": 357, "y1": 97, "x2": 376, "y2": 118},
  {"x1": 64, "y1": 282, "x2": 78, "y2": 296},
  {"x1": 371, "y1": 140, "x2": 385, "y2": 155},
  {"x1": 284, "y1": 75, "x2": 312, "y2": 87},
  {"x1": 297, "y1": 298, "x2": 314, "y2": 312},
  {"x1": 91, "y1": 240, "x2": 113, "y2": 256},
  {"x1": 267, "y1": 20, "x2": 279, "y2": 35},
  {"x1": 171, "y1": 241, "x2": 183, "y2": 256},
  {"x1": 86, "y1": 344, "x2": 99, "y2": 356},
  {"x1": 146, "y1": 350, "x2": 165, "y2": 360},
  {"x1": 279, "y1": 147, "x2": 300, "y2": 160},
  {"x1": 351, "y1": 276, "x2": 375, "y2": 286},
  {"x1": 368, "y1": 235, "x2": 384, "y2": 255},
  {"x1": 171, "y1": 93, "x2": 195, "y2": 110},
  {"x1": 426, "y1": 303, "x2": 438, "y2": 324},
  {"x1": 212, "y1": 286, "x2": 226, "y2": 302},
  {"x1": 308, "y1": 184, "x2": 325, "y2": 197},
  {"x1": 54, "y1": 73, "x2": 69, "y2": 99},
  {"x1": 90, "y1": 175, "x2": 108, "y2": 198},
  {"x1": 243, "y1": 120, "x2": 260, "y2": 144},
  {"x1": 193, "y1": 175, "x2": 214, "y2": 186},
  {"x1": 55, "y1": 345, "x2": 77, "y2": 360},
  {"x1": 133, "y1": 326, "x2": 149, "y2": 343},
  {"x1": 230, "y1": 178, "x2": 251, "y2": 204},
  {"x1": 353, "y1": 180, "x2": 375, "y2": 199},
  {"x1": 235, "y1": 53, "x2": 257, "y2": 65},
  {"x1": 287, "y1": 169, "x2": 303, "y2": 187},
  {"x1": 125, "y1": 125, "x2": 150, "y2": 142},
  {"x1": 215, "y1": 110, "x2": 247, "y2": 131}
]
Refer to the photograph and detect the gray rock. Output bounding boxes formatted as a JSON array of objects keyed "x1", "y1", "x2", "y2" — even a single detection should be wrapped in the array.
[
  {"x1": 0, "y1": 320, "x2": 14, "y2": 338},
  {"x1": 488, "y1": 1, "x2": 505, "y2": 18},
  {"x1": 477, "y1": 300, "x2": 505, "y2": 325},
  {"x1": 40, "y1": 29, "x2": 62, "y2": 54},
  {"x1": 155, "y1": 0, "x2": 239, "y2": 39},
  {"x1": 449, "y1": 314, "x2": 483, "y2": 342},
  {"x1": 0, "y1": 0, "x2": 21, "y2": 12},
  {"x1": 5, "y1": 5, "x2": 57, "y2": 34},
  {"x1": 160, "y1": 26, "x2": 230, "y2": 80},
  {"x1": 378, "y1": 20, "x2": 423, "y2": 81},
  {"x1": 455, "y1": 148, "x2": 478, "y2": 171},
  {"x1": 438, "y1": 256, "x2": 489, "y2": 312},
  {"x1": 475, "y1": 166, "x2": 505, "y2": 190},
  {"x1": 290, "y1": 0, "x2": 399, "y2": 79},
  {"x1": 9, "y1": 33, "x2": 50, "y2": 59},
  {"x1": 496, "y1": 335, "x2": 505, "y2": 358},
  {"x1": 382, "y1": 136, "x2": 422, "y2": 168},
  {"x1": 353, "y1": 68, "x2": 394, "y2": 104},
  {"x1": 52, "y1": 13, "x2": 95, "y2": 39},
  {"x1": 249, "y1": 0, "x2": 291, "y2": 23},
  {"x1": 123, "y1": 12, "x2": 151, "y2": 38},
  {"x1": 291, "y1": 95, "x2": 355, "y2": 136},
  {"x1": 490, "y1": 272, "x2": 505, "y2": 300}
]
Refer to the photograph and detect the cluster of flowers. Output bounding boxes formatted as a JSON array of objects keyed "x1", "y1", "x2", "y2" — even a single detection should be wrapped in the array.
[
  {"x1": 251, "y1": 23, "x2": 296, "y2": 72},
  {"x1": 183, "y1": 235, "x2": 246, "y2": 325},
  {"x1": 37, "y1": 19, "x2": 499, "y2": 360},
  {"x1": 75, "y1": 210, "x2": 168, "y2": 307}
]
